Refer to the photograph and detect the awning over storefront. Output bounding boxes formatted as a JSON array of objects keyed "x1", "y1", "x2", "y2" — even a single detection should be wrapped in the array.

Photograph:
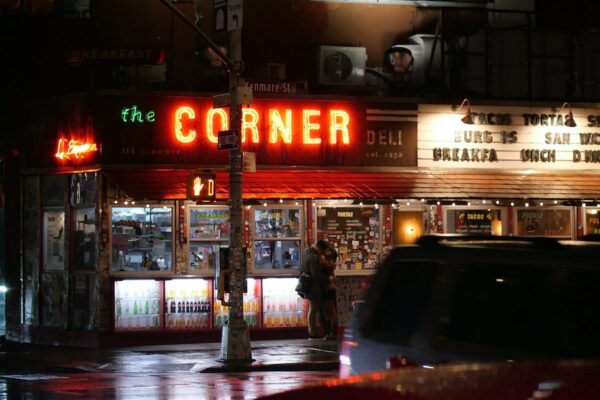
[{"x1": 102, "y1": 169, "x2": 600, "y2": 202}]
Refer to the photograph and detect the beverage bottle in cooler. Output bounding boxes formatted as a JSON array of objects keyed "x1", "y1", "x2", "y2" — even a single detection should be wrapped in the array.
[{"x1": 117, "y1": 298, "x2": 122, "y2": 316}]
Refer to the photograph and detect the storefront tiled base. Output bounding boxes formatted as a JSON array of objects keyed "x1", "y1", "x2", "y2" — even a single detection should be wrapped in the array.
[{"x1": 5, "y1": 325, "x2": 310, "y2": 348}]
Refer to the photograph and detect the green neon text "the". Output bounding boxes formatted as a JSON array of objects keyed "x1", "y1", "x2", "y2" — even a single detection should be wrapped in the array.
[{"x1": 121, "y1": 105, "x2": 156, "y2": 123}]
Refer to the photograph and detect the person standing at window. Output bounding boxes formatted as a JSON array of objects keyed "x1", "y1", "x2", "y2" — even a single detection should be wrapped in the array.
[
  {"x1": 322, "y1": 245, "x2": 338, "y2": 340},
  {"x1": 301, "y1": 239, "x2": 329, "y2": 338}
]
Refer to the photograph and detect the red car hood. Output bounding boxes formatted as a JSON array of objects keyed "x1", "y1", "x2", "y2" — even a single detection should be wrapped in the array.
[{"x1": 260, "y1": 359, "x2": 600, "y2": 400}]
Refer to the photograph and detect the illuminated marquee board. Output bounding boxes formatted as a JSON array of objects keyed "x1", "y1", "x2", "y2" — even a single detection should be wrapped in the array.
[
  {"x1": 418, "y1": 104, "x2": 600, "y2": 170},
  {"x1": 96, "y1": 95, "x2": 418, "y2": 167}
]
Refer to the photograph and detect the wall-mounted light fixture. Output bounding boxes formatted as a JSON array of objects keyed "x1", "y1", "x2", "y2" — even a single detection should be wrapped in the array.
[
  {"x1": 454, "y1": 98, "x2": 473, "y2": 124},
  {"x1": 559, "y1": 102, "x2": 577, "y2": 127}
]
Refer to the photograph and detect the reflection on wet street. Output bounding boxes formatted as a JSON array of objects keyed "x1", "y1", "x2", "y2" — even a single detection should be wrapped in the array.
[
  {"x1": 0, "y1": 370, "x2": 337, "y2": 399},
  {"x1": 0, "y1": 339, "x2": 340, "y2": 399}
]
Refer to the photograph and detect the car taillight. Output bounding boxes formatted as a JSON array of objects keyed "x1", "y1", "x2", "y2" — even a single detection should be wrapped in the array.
[
  {"x1": 386, "y1": 355, "x2": 417, "y2": 369},
  {"x1": 339, "y1": 338, "x2": 357, "y2": 378}
]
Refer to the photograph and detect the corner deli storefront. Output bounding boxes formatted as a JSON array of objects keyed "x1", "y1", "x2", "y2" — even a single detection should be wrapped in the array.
[{"x1": 15, "y1": 93, "x2": 600, "y2": 346}]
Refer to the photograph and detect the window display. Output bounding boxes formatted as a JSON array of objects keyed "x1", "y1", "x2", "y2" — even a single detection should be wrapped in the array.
[
  {"x1": 254, "y1": 208, "x2": 300, "y2": 238},
  {"x1": 111, "y1": 206, "x2": 174, "y2": 272},
  {"x1": 188, "y1": 207, "x2": 229, "y2": 272},
  {"x1": 254, "y1": 240, "x2": 301, "y2": 269},
  {"x1": 114, "y1": 280, "x2": 161, "y2": 331},
  {"x1": 165, "y1": 279, "x2": 211, "y2": 330},
  {"x1": 214, "y1": 278, "x2": 260, "y2": 328},
  {"x1": 515, "y1": 208, "x2": 572, "y2": 237},
  {"x1": 585, "y1": 209, "x2": 600, "y2": 235},
  {"x1": 73, "y1": 208, "x2": 97, "y2": 270},
  {"x1": 43, "y1": 209, "x2": 65, "y2": 271},
  {"x1": 316, "y1": 206, "x2": 381, "y2": 271},
  {"x1": 446, "y1": 208, "x2": 502, "y2": 235},
  {"x1": 253, "y1": 207, "x2": 302, "y2": 270}
]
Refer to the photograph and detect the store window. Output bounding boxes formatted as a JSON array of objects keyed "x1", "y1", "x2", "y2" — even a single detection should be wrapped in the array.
[
  {"x1": 43, "y1": 209, "x2": 66, "y2": 271},
  {"x1": 584, "y1": 208, "x2": 600, "y2": 235},
  {"x1": 73, "y1": 208, "x2": 97, "y2": 271},
  {"x1": 515, "y1": 207, "x2": 573, "y2": 238},
  {"x1": 111, "y1": 206, "x2": 174, "y2": 272},
  {"x1": 252, "y1": 207, "x2": 302, "y2": 270},
  {"x1": 446, "y1": 208, "x2": 503, "y2": 235},
  {"x1": 316, "y1": 205, "x2": 381, "y2": 271},
  {"x1": 393, "y1": 209, "x2": 426, "y2": 245},
  {"x1": 71, "y1": 173, "x2": 98, "y2": 271},
  {"x1": 187, "y1": 207, "x2": 230, "y2": 272}
]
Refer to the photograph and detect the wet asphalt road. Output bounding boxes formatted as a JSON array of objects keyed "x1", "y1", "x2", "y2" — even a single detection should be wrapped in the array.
[{"x1": 0, "y1": 339, "x2": 340, "y2": 399}]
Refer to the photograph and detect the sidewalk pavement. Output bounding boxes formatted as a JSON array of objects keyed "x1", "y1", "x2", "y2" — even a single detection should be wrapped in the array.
[
  {"x1": 0, "y1": 338, "x2": 341, "y2": 375},
  {"x1": 129, "y1": 338, "x2": 341, "y2": 373}
]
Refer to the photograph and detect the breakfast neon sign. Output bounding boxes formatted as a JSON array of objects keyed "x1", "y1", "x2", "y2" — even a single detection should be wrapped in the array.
[
  {"x1": 173, "y1": 105, "x2": 352, "y2": 146},
  {"x1": 55, "y1": 138, "x2": 98, "y2": 160}
]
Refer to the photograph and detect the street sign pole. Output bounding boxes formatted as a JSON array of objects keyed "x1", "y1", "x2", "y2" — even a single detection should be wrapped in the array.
[
  {"x1": 156, "y1": 0, "x2": 251, "y2": 363},
  {"x1": 221, "y1": 66, "x2": 251, "y2": 362}
]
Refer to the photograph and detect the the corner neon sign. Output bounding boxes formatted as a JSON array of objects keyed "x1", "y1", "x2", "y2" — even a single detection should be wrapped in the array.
[
  {"x1": 55, "y1": 138, "x2": 98, "y2": 160},
  {"x1": 173, "y1": 106, "x2": 352, "y2": 145}
]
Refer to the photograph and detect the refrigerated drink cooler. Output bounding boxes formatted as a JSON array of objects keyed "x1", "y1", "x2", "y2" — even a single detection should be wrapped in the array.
[
  {"x1": 114, "y1": 279, "x2": 161, "y2": 331},
  {"x1": 165, "y1": 279, "x2": 212, "y2": 330},
  {"x1": 113, "y1": 277, "x2": 308, "y2": 334}
]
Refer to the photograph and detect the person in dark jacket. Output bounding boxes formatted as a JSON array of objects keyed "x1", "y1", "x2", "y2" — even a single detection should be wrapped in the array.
[
  {"x1": 322, "y1": 245, "x2": 338, "y2": 340},
  {"x1": 301, "y1": 239, "x2": 329, "y2": 338}
]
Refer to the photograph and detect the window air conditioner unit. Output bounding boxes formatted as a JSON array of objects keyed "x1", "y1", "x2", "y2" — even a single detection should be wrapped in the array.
[
  {"x1": 318, "y1": 45, "x2": 367, "y2": 86},
  {"x1": 388, "y1": 44, "x2": 425, "y2": 86}
]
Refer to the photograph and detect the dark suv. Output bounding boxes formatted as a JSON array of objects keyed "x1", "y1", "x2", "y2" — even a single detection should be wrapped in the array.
[{"x1": 340, "y1": 235, "x2": 600, "y2": 377}]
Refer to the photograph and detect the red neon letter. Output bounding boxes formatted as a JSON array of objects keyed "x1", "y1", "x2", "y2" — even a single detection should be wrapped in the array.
[
  {"x1": 174, "y1": 106, "x2": 196, "y2": 144},
  {"x1": 303, "y1": 109, "x2": 321, "y2": 145},
  {"x1": 329, "y1": 110, "x2": 350, "y2": 145},
  {"x1": 55, "y1": 138, "x2": 69, "y2": 159},
  {"x1": 206, "y1": 108, "x2": 228, "y2": 144},
  {"x1": 242, "y1": 108, "x2": 260, "y2": 143},
  {"x1": 269, "y1": 109, "x2": 292, "y2": 144}
]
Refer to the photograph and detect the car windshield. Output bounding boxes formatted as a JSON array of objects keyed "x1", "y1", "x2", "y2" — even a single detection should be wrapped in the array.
[{"x1": 439, "y1": 263, "x2": 600, "y2": 358}]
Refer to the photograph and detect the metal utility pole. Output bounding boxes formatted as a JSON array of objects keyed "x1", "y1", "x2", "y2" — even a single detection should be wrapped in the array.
[
  {"x1": 156, "y1": 0, "x2": 252, "y2": 363},
  {"x1": 220, "y1": 24, "x2": 252, "y2": 362}
]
